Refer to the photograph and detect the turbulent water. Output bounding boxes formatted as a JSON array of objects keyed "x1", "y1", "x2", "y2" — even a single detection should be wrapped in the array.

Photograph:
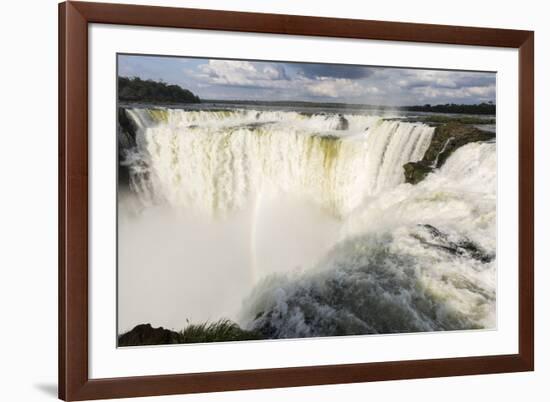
[
  {"x1": 123, "y1": 108, "x2": 433, "y2": 217},
  {"x1": 118, "y1": 106, "x2": 496, "y2": 337},
  {"x1": 242, "y1": 143, "x2": 496, "y2": 337}
]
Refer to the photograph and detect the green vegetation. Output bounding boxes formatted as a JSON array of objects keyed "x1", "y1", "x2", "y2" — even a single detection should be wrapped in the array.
[
  {"x1": 403, "y1": 102, "x2": 495, "y2": 115},
  {"x1": 390, "y1": 115, "x2": 495, "y2": 125},
  {"x1": 118, "y1": 319, "x2": 264, "y2": 347},
  {"x1": 178, "y1": 319, "x2": 263, "y2": 343},
  {"x1": 118, "y1": 76, "x2": 200, "y2": 104},
  {"x1": 205, "y1": 100, "x2": 495, "y2": 115}
]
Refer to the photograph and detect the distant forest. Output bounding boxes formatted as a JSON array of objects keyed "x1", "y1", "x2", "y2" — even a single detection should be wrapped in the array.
[
  {"x1": 118, "y1": 77, "x2": 200, "y2": 103},
  {"x1": 403, "y1": 102, "x2": 495, "y2": 115},
  {"x1": 206, "y1": 99, "x2": 496, "y2": 115}
]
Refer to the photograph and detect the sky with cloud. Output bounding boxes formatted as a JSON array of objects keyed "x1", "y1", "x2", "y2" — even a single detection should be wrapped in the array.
[{"x1": 118, "y1": 54, "x2": 496, "y2": 106}]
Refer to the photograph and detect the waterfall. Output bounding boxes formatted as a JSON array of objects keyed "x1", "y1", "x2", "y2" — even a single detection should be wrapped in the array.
[
  {"x1": 242, "y1": 141, "x2": 497, "y2": 337},
  {"x1": 117, "y1": 106, "x2": 496, "y2": 335},
  {"x1": 122, "y1": 107, "x2": 434, "y2": 218},
  {"x1": 431, "y1": 137, "x2": 455, "y2": 168}
]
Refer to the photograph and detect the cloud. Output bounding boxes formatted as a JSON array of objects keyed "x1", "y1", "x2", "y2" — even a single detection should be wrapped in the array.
[
  {"x1": 120, "y1": 54, "x2": 496, "y2": 104},
  {"x1": 173, "y1": 58, "x2": 496, "y2": 104},
  {"x1": 295, "y1": 64, "x2": 374, "y2": 79},
  {"x1": 391, "y1": 70, "x2": 495, "y2": 91},
  {"x1": 410, "y1": 83, "x2": 495, "y2": 101},
  {"x1": 360, "y1": 68, "x2": 496, "y2": 104},
  {"x1": 194, "y1": 60, "x2": 380, "y2": 100},
  {"x1": 197, "y1": 60, "x2": 288, "y2": 86},
  {"x1": 305, "y1": 78, "x2": 376, "y2": 98}
]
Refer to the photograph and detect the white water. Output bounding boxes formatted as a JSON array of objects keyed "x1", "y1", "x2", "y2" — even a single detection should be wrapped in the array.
[
  {"x1": 124, "y1": 108, "x2": 433, "y2": 217},
  {"x1": 243, "y1": 142, "x2": 496, "y2": 336},
  {"x1": 118, "y1": 107, "x2": 495, "y2": 336}
]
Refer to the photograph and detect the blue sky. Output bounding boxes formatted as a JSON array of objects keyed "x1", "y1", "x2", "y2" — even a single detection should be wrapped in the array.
[{"x1": 118, "y1": 54, "x2": 496, "y2": 106}]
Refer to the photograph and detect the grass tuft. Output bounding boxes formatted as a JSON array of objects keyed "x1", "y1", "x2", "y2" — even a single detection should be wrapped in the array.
[
  {"x1": 118, "y1": 319, "x2": 264, "y2": 347},
  {"x1": 178, "y1": 319, "x2": 263, "y2": 343}
]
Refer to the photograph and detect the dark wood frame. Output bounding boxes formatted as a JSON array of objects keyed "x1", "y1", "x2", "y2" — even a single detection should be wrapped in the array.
[{"x1": 59, "y1": 1, "x2": 534, "y2": 400}]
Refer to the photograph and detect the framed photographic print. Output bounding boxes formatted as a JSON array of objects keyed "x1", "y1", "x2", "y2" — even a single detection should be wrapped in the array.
[{"x1": 59, "y1": 1, "x2": 534, "y2": 400}]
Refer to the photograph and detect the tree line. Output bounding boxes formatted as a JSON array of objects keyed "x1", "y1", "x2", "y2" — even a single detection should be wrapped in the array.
[
  {"x1": 403, "y1": 102, "x2": 495, "y2": 115},
  {"x1": 118, "y1": 76, "x2": 201, "y2": 103}
]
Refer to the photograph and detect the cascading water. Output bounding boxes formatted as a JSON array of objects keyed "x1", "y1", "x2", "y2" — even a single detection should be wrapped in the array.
[
  {"x1": 242, "y1": 142, "x2": 497, "y2": 337},
  {"x1": 122, "y1": 108, "x2": 434, "y2": 217},
  {"x1": 118, "y1": 106, "x2": 496, "y2": 337}
]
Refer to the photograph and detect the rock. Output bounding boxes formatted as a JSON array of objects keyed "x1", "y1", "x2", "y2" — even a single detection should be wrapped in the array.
[
  {"x1": 118, "y1": 107, "x2": 138, "y2": 188},
  {"x1": 335, "y1": 114, "x2": 349, "y2": 130},
  {"x1": 403, "y1": 161, "x2": 433, "y2": 185},
  {"x1": 118, "y1": 107, "x2": 137, "y2": 147},
  {"x1": 118, "y1": 320, "x2": 264, "y2": 346},
  {"x1": 403, "y1": 122, "x2": 495, "y2": 184},
  {"x1": 423, "y1": 122, "x2": 495, "y2": 168},
  {"x1": 414, "y1": 224, "x2": 494, "y2": 263},
  {"x1": 118, "y1": 323, "x2": 180, "y2": 346}
]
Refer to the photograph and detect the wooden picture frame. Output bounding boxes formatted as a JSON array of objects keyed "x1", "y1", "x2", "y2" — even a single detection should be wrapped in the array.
[{"x1": 59, "y1": 1, "x2": 534, "y2": 400}]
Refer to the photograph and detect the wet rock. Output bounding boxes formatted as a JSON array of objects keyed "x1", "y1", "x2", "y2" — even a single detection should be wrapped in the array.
[
  {"x1": 335, "y1": 114, "x2": 349, "y2": 130},
  {"x1": 118, "y1": 107, "x2": 137, "y2": 147},
  {"x1": 403, "y1": 161, "x2": 433, "y2": 185},
  {"x1": 403, "y1": 122, "x2": 495, "y2": 184},
  {"x1": 414, "y1": 224, "x2": 494, "y2": 263},
  {"x1": 118, "y1": 107, "x2": 139, "y2": 188},
  {"x1": 118, "y1": 323, "x2": 180, "y2": 346}
]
